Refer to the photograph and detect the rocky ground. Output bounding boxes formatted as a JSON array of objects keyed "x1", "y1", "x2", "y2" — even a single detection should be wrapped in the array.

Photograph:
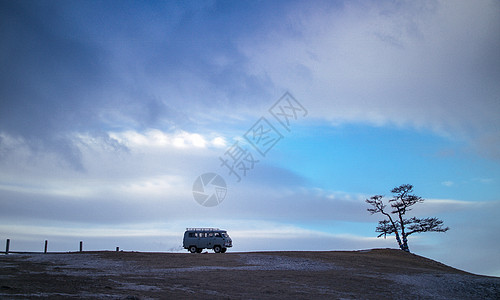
[{"x1": 1, "y1": 248, "x2": 499, "y2": 299}]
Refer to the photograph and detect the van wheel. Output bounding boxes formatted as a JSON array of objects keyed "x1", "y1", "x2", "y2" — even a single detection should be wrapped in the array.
[
  {"x1": 189, "y1": 246, "x2": 197, "y2": 253},
  {"x1": 221, "y1": 248, "x2": 227, "y2": 253},
  {"x1": 213, "y1": 245, "x2": 221, "y2": 253}
]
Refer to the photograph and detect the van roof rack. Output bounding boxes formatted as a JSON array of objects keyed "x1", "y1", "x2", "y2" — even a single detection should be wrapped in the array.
[{"x1": 186, "y1": 228, "x2": 220, "y2": 231}]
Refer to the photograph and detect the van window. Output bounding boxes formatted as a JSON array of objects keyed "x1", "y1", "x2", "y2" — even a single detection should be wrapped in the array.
[{"x1": 188, "y1": 233, "x2": 195, "y2": 237}]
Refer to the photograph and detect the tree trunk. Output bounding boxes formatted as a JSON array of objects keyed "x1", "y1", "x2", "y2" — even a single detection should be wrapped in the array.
[
  {"x1": 394, "y1": 231, "x2": 403, "y2": 250},
  {"x1": 396, "y1": 207, "x2": 410, "y2": 252},
  {"x1": 401, "y1": 235, "x2": 410, "y2": 252}
]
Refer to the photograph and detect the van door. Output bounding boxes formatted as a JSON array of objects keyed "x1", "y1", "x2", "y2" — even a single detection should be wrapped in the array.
[
  {"x1": 206, "y1": 232, "x2": 214, "y2": 248},
  {"x1": 198, "y1": 232, "x2": 209, "y2": 248},
  {"x1": 213, "y1": 232, "x2": 223, "y2": 247}
]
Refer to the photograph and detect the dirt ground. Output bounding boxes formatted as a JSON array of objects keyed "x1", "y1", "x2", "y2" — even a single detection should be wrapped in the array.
[{"x1": 1, "y1": 248, "x2": 499, "y2": 299}]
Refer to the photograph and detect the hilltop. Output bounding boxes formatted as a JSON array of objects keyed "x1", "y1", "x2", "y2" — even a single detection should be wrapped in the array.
[{"x1": 1, "y1": 248, "x2": 499, "y2": 299}]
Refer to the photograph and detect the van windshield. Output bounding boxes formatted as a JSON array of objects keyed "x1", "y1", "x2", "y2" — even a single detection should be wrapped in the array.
[{"x1": 221, "y1": 233, "x2": 228, "y2": 238}]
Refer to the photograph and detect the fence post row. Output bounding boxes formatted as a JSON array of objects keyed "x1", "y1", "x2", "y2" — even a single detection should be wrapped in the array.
[{"x1": 3, "y1": 239, "x2": 120, "y2": 253}]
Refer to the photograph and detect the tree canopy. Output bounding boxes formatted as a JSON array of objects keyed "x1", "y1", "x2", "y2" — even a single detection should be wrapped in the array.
[{"x1": 366, "y1": 184, "x2": 449, "y2": 252}]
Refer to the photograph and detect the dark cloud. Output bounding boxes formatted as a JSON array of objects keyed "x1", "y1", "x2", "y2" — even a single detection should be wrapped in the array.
[
  {"x1": 0, "y1": 1, "x2": 106, "y2": 131},
  {"x1": 0, "y1": 1, "x2": 110, "y2": 168},
  {"x1": 0, "y1": 1, "x2": 278, "y2": 168}
]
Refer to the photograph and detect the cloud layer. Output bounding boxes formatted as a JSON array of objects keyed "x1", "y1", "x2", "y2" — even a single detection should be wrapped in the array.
[{"x1": 240, "y1": 0, "x2": 500, "y2": 156}]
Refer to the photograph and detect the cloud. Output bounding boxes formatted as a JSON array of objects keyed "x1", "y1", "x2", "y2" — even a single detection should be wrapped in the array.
[
  {"x1": 3, "y1": 0, "x2": 498, "y2": 168},
  {"x1": 0, "y1": 129, "x2": 223, "y2": 191},
  {"x1": 0, "y1": 128, "x2": 492, "y2": 228},
  {"x1": 413, "y1": 199, "x2": 500, "y2": 276},
  {"x1": 0, "y1": 1, "x2": 272, "y2": 168},
  {"x1": 0, "y1": 127, "x2": 370, "y2": 227},
  {"x1": 441, "y1": 181, "x2": 454, "y2": 187},
  {"x1": 108, "y1": 129, "x2": 227, "y2": 149},
  {"x1": 239, "y1": 0, "x2": 500, "y2": 158}
]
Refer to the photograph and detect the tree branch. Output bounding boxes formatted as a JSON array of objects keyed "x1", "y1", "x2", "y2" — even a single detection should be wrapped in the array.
[{"x1": 406, "y1": 217, "x2": 450, "y2": 236}]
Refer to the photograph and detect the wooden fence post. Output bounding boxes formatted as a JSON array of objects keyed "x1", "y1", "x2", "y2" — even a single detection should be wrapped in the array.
[
  {"x1": 79, "y1": 241, "x2": 83, "y2": 252},
  {"x1": 5, "y1": 239, "x2": 9, "y2": 254},
  {"x1": 44, "y1": 240, "x2": 48, "y2": 254}
]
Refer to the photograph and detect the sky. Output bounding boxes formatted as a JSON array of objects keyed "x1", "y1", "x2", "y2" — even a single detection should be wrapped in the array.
[{"x1": 1, "y1": 0, "x2": 499, "y2": 276}]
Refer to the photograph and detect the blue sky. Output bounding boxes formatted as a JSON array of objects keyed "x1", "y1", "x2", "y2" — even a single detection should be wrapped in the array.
[{"x1": 1, "y1": 0, "x2": 500, "y2": 276}]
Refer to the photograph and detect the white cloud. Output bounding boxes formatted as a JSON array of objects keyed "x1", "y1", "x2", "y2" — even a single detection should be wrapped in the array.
[
  {"x1": 108, "y1": 129, "x2": 227, "y2": 150},
  {"x1": 472, "y1": 177, "x2": 494, "y2": 184},
  {"x1": 211, "y1": 136, "x2": 227, "y2": 148},
  {"x1": 441, "y1": 181, "x2": 454, "y2": 187},
  {"x1": 0, "y1": 130, "x2": 218, "y2": 203}
]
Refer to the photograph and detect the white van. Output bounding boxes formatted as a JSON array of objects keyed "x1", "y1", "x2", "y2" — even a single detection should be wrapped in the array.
[{"x1": 183, "y1": 228, "x2": 232, "y2": 253}]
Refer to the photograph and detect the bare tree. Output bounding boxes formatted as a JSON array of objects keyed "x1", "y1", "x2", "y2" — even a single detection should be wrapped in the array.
[{"x1": 366, "y1": 184, "x2": 449, "y2": 252}]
